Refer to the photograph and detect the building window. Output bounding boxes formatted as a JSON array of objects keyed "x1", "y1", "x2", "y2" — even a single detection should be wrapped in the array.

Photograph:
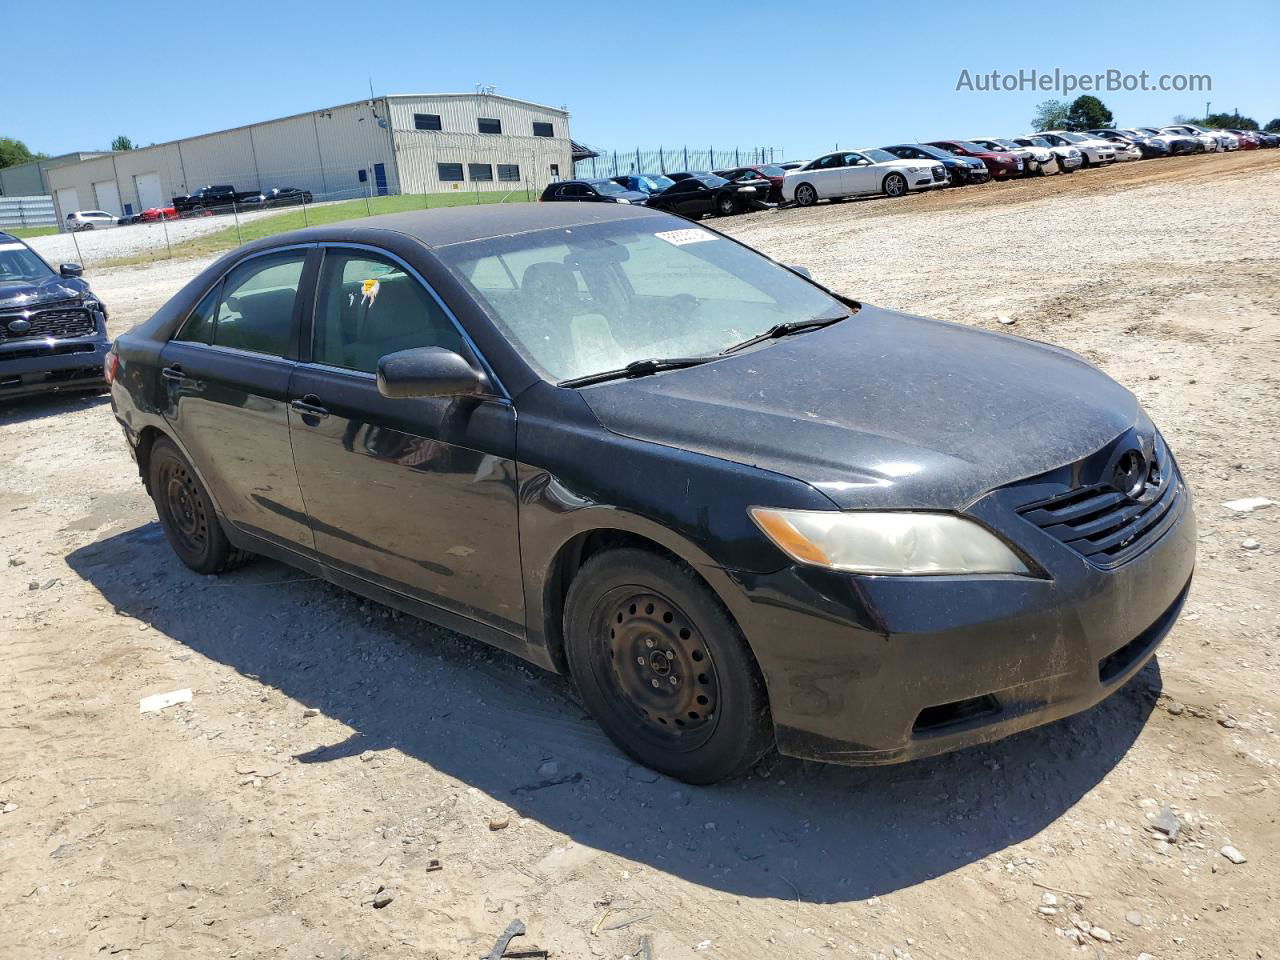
[
  {"x1": 414, "y1": 113, "x2": 442, "y2": 131},
  {"x1": 497, "y1": 164, "x2": 520, "y2": 182},
  {"x1": 469, "y1": 163, "x2": 494, "y2": 181},
  {"x1": 358, "y1": 169, "x2": 367, "y2": 182},
  {"x1": 550, "y1": 164, "x2": 560, "y2": 180},
  {"x1": 437, "y1": 163, "x2": 465, "y2": 182},
  {"x1": 533, "y1": 122, "x2": 554, "y2": 138},
  {"x1": 477, "y1": 118, "x2": 502, "y2": 135}
]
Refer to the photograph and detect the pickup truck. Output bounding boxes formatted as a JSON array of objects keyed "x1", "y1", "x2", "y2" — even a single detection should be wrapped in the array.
[{"x1": 171, "y1": 185, "x2": 261, "y2": 212}]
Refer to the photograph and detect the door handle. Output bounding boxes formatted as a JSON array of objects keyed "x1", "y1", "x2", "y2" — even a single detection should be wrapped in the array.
[
  {"x1": 290, "y1": 394, "x2": 329, "y2": 419},
  {"x1": 161, "y1": 364, "x2": 184, "y2": 381}
]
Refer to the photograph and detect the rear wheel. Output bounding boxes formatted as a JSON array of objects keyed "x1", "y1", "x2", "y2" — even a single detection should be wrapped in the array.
[
  {"x1": 793, "y1": 183, "x2": 818, "y2": 207},
  {"x1": 882, "y1": 172, "x2": 908, "y2": 197},
  {"x1": 149, "y1": 437, "x2": 251, "y2": 574},
  {"x1": 564, "y1": 548, "x2": 773, "y2": 784}
]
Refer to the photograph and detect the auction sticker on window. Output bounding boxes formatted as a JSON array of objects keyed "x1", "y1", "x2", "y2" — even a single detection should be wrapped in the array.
[{"x1": 654, "y1": 228, "x2": 716, "y2": 246}]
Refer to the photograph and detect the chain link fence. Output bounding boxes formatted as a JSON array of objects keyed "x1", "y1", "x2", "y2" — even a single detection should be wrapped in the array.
[
  {"x1": 27, "y1": 178, "x2": 539, "y2": 270},
  {"x1": 573, "y1": 146, "x2": 785, "y2": 179}
]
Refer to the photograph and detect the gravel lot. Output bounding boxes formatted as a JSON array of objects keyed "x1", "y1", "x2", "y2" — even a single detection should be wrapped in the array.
[{"x1": 2, "y1": 150, "x2": 1277, "y2": 960}]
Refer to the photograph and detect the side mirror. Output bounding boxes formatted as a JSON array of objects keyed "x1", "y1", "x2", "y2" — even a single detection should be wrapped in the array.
[
  {"x1": 377, "y1": 346, "x2": 488, "y2": 400},
  {"x1": 60, "y1": 263, "x2": 83, "y2": 278},
  {"x1": 787, "y1": 264, "x2": 813, "y2": 280}
]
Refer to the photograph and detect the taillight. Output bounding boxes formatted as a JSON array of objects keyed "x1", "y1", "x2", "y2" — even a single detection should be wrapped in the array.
[{"x1": 104, "y1": 350, "x2": 119, "y2": 384}]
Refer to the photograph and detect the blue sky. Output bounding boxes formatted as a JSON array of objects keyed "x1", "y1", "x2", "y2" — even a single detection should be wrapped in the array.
[{"x1": 6, "y1": 0, "x2": 1277, "y2": 160}]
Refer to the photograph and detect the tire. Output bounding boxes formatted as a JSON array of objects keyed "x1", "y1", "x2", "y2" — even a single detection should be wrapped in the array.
[
  {"x1": 793, "y1": 183, "x2": 818, "y2": 207},
  {"x1": 84, "y1": 223, "x2": 95, "y2": 231},
  {"x1": 563, "y1": 548, "x2": 773, "y2": 784},
  {"x1": 148, "y1": 437, "x2": 251, "y2": 575},
  {"x1": 716, "y1": 193, "x2": 737, "y2": 216},
  {"x1": 882, "y1": 173, "x2": 907, "y2": 197}
]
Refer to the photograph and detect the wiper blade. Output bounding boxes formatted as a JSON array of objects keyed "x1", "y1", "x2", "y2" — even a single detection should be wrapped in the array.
[
  {"x1": 721, "y1": 315, "x2": 847, "y2": 355},
  {"x1": 560, "y1": 355, "x2": 716, "y2": 388}
]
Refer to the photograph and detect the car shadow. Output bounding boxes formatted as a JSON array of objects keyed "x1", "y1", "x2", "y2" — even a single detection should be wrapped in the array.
[
  {"x1": 67, "y1": 522, "x2": 1161, "y2": 905},
  {"x1": 0, "y1": 390, "x2": 109, "y2": 425}
]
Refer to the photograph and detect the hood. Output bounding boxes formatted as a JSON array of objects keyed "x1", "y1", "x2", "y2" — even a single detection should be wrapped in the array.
[
  {"x1": 0, "y1": 273, "x2": 90, "y2": 311},
  {"x1": 613, "y1": 191, "x2": 650, "y2": 204},
  {"x1": 577, "y1": 304, "x2": 1141, "y2": 510}
]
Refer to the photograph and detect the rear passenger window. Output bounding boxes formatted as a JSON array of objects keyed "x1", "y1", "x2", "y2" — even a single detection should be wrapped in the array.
[
  {"x1": 212, "y1": 253, "x2": 306, "y2": 357},
  {"x1": 174, "y1": 286, "x2": 219, "y2": 344},
  {"x1": 312, "y1": 251, "x2": 467, "y2": 375}
]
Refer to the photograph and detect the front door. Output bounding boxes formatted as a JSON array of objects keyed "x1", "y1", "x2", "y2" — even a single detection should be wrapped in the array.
[
  {"x1": 159, "y1": 248, "x2": 315, "y2": 551},
  {"x1": 287, "y1": 246, "x2": 524, "y2": 636},
  {"x1": 840, "y1": 153, "x2": 878, "y2": 194}
]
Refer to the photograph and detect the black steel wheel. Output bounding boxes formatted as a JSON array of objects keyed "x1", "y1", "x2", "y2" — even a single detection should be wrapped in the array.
[
  {"x1": 148, "y1": 437, "x2": 251, "y2": 574},
  {"x1": 564, "y1": 548, "x2": 773, "y2": 783},
  {"x1": 882, "y1": 172, "x2": 908, "y2": 197}
]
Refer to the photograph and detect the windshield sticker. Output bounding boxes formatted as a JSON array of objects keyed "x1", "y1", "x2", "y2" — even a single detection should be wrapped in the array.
[
  {"x1": 654, "y1": 229, "x2": 716, "y2": 247},
  {"x1": 360, "y1": 277, "x2": 381, "y2": 307}
]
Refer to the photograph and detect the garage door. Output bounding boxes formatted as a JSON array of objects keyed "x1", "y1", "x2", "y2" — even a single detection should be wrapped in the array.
[
  {"x1": 134, "y1": 171, "x2": 163, "y2": 210},
  {"x1": 93, "y1": 179, "x2": 121, "y2": 216},
  {"x1": 56, "y1": 187, "x2": 79, "y2": 221}
]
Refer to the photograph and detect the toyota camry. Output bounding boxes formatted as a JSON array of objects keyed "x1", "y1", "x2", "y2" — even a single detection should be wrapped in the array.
[{"x1": 107, "y1": 204, "x2": 1195, "y2": 783}]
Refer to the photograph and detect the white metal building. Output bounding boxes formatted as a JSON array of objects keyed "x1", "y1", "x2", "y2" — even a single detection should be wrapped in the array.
[{"x1": 45, "y1": 92, "x2": 572, "y2": 222}]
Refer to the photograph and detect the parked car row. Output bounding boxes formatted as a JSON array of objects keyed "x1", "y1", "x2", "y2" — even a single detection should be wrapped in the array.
[
  {"x1": 554, "y1": 122, "x2": 1277, "y2": 218},
  {"x1": 64, "y1": 184, "x2": 315, "y2": 231}
]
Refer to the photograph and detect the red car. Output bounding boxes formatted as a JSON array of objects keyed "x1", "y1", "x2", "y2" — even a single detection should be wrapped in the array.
[
  {"x1": 138, "y1": 206, "x2": 179, "y2": 222},
  {"x1": 1226, "y1": 129, "x2": 1260, "y2": 149},
  {"x1": 712, "y1": 164, "x2": 787, "y2": 202},
  {"x1": 927, "y1": 140, "x2": 1025, "y2": 179}
]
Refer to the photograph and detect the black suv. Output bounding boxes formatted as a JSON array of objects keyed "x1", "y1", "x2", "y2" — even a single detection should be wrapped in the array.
[{"x1": 0, "y1": 232, "x2": 110, "y2": 401}]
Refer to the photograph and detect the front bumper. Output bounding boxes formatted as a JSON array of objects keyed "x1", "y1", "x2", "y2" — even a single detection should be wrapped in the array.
[
  {"x1": 0, "y1": 335, "x2": 110, "y2": 400},
  {"x1": 726, "y1": 447, "x2": 1196, "y2": 766}
]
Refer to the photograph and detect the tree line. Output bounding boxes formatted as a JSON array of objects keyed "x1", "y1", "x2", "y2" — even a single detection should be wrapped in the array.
[{"x1": 1032, "y1": 96, "x2": 1279, "y2": 133}]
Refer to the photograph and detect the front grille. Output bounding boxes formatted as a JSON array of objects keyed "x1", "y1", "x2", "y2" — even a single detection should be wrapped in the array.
[
  {"x1": 1018, "y1": 434, "x2": 1185, "y2": 569},
  {"x1": 932, "y1": 165, "x2": 947, "y2": 181},
  {"x1": 0, "y1": 305, "x2": 96, "y2": 343}
]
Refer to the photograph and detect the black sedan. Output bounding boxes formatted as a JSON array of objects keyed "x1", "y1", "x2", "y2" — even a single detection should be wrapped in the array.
[
  {"x1": 242, "y1": 187, "x2": 315, "y2": 208},
  {"x1": 539, "y1": 179, "x2": 648, "y2": 205},
  {"x1": 646, "y1": 173, "x2": 768, "y2": 218},
  {"x1": 106, "y1": 204, "x2": 1195, "y2": 783},
  {"x1": 882, "y1": 143, "x2": 990, "y2": 185},
  {"x1": 1, "y1": 232, "x2": 110, "y2": 401}
]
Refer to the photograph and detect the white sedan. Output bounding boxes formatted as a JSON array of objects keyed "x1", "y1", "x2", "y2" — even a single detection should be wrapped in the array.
[
  {"x1": 1032, "y1": 131, "x2": 1118, "y2": 166},
  {"x1": 66, "y1": 210, "x2": 120, "y2": 231},
  {"x1": 782, "y1": 149, "x2": 947, "y2": 206}
]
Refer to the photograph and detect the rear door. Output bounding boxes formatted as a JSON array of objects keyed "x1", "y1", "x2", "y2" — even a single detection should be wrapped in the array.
[
  {"x1": 804, "y1": 154, "x2": 844, "y2": 198},
  {"x1": 159, "y1": 247, "x2": 316, "y2": 552},
  {"x1": 840, "y1": 153, "x2": 878, "y2": 194},
  {"x1": 286, "y1": 245, "x2": 523, "y2": 636}
]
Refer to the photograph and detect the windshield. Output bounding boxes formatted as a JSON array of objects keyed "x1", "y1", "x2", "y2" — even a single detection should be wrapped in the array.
[
  {"x1": 951, "y1": 141, "x2": 988, "y2": 153},
  {"x1": 758, "y1": 165, "x2": 785, "y2": 177},
  {"x1": 0, "y1": 243, "x2": 55, "y2": 283},
  {"x1": 590, "y1": 180, "x2": 627, "y2": 196},
  {"x1": 438, "y1": 219, "x2": 847, "y2": 383},
  {"x1": 991, "y1": 138, "x2": 1022, "y2": 151},
  {"x1": 1058, "y1": 133, "x2": 1090, "y2": 143},
  {"x1": 861, "y1": 149, "x2": 899, "y2": 164},
  {"x1": 1023, "y1": 136, "x2": 1052, "y2": 147},
  {"x1": 638, "y1": 175, "x2": 674, "y2": 193}
]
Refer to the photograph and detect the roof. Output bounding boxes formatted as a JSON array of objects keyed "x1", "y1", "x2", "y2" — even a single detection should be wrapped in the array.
[
  {"x1": 385, "y1": 92, "x2": 569, "y2": 116},
  {"x1": 254, "y1": 202, "x2": 666, "y2": 252}
]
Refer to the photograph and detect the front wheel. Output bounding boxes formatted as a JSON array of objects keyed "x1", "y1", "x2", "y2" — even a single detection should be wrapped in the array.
[
  {"x1": 149, "y1": 437, "x2": 252, "y2": 574},
  {"x1": 793, "y1": 183, "x2": 818, "y2": 207},
  {"x1": 716, "y1": 193, "x2": 737, "y2": 216},
  {"x1": 882, "y1": 173, "x2": 908, "y2": 197},
  {"x1": 564, "y1": 548, "x2": 773, "y2": 784}
]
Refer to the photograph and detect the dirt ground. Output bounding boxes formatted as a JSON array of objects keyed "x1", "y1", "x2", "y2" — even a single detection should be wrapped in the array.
[{"x1": 2, "y1": 150, "x2": 1277, "y2": 960}]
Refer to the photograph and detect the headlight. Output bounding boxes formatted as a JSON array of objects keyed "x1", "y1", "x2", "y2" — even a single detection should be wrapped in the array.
[
  {"x1": 615, "y1": 198, "x2": 631, "y2": 204},
  {"x1": 749, "y1": 508, "x2": 1031, "y2": 576},
  {"x1": 904, "y1": 166, "x2": 922, "y2": 173}
]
